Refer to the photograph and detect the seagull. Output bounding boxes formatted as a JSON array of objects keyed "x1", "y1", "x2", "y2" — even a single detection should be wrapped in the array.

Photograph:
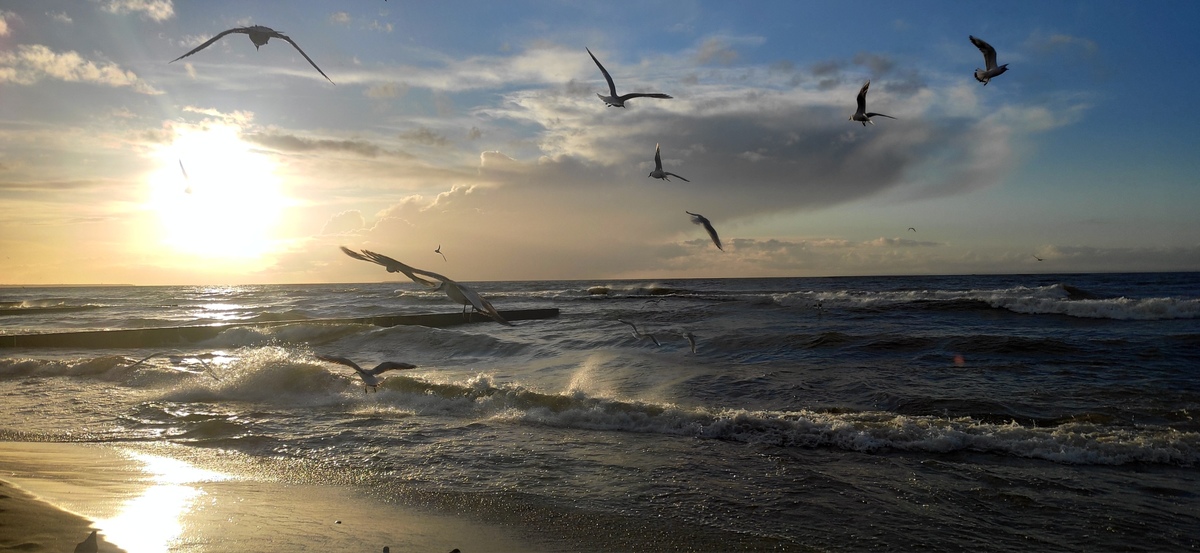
[
  {"x1": 1033, "y1": 254, "x2": 1044, "y2": 261},
  {"x1": 339, "y1": 247, "x2": 511, "y2": 325},
  {"x1": 969, "y1": 35, "x2": 1009, "y2": 85},
  {"x1": 617, "y1": 319, "x2": 660, "y2": 346},
  {"x1": 684, "y1": 332, "x2": 697, "y2": 354},
  {"x1": 685, "y1": 211, "x2": 723, "y2": 251},
  {"x1": 648, "y1": 143, "x2": 690, "y2": 182},
  {"x1": 435, "y1": 245, "x2": 447, "y2": 262},
  {"x1": 179, "y1": 159, "x2": 192, "y2": 194},
  {"x1": 129, "y1": 351, "x2": 221, "y2": 381},
  {"x1": 587, "y1": 47, "x2": 672, "y2": 108},
  {"x1": 316, "y1": 354, "x2": 415, "y2": 393},
  {"x1": 74, "y1": 531, "x2": 98, "y2": 553},
  {"x1": 170, "y1": 25, "x2": 334, "y2": 84},
  {"x1": 849, "y1": 80, "x2": 895, "y2": 126},
  {"x1": 908, "y1": 227, "x2": 916, "y2": 232}
]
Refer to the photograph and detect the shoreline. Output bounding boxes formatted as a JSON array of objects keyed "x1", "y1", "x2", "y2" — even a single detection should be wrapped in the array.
[{"x1": 0, "y1": 442, "x2": 542, "y2": 553}]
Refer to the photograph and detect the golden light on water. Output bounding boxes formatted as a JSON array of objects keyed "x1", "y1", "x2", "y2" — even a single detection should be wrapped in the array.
[
  {"x1": 145, "y1": 123, "x2": 288, "y2": 261},
  {"x1": 98, "y1": 452, "x2": 231, "y2": 553}
]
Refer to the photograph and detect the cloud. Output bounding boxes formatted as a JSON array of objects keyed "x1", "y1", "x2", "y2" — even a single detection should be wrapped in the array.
[
  {"x1": 398, "y1": 127, "x2": 449, "y2": 147},
  {"x1": 241, "y1": 132, "x2": 388, "y2": 158},
  {"x1": 320, "y1": 210, "x2": 365, "y2": 235},
  {"x1": 329, "y1": 12, "x2": 351, "y2": 25},
  {"x1": 695, "y1": 38, "x2": 739, "y2": 66},
  {"x1": 0, "y1": 11, "x2": 18, "y2": 35},
  {"x1": 99, "y1": 0, "x2": 174, "y2": 22},
  {"x1": 364, "y1": 81, "x2": 408, "y2": 99},
  {"x1": 367, "y1": 20, "x2": 394, "y2": 33},
  {"x1": 0, "y1": 44, "x2": 162, "y2": 94},
  {"x1": 47, "y1": 11, "x2": 73, "y2": 24},
  {"x1": 1027, "y1": 32, "x2": 1098, "y2": 58}
]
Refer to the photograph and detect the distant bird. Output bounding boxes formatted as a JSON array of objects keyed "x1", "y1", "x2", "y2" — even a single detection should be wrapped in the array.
[
  {"x1": 587, "y1": 47, "x2": 672, "y2": 108},
  {"x1": 684, "y1": 332, "x2": 697, "y2": 354},
  {"x1": 969, "y1": 35, "x2": 1009, "y2": 85},
  {"x1": 179, "y1": 159, "x2": 192, "y2": 194},
  {"x1": 685, "y1": 211, "x2": 723, "y2": 251},
  {"x1": 908, "y1": 227, "x2": 916, "y2": 232},
  {"x1": 1033, "y1": 254, "x2": 1044, "y2": 261},
  {"x1": 617, "y1": 319, "x2": 660, "y2": 346},
  {"x1": 170, "y1": 25, "x2": 334, "y2": 84},
  {"x1": 435, "y1": 245, "x2": 447, "y2": 262},
  {"x1": 74, "y1": 531, "x2": 98, "y2": 553},
  {"x1": 648, "y1": 143, "x2": 689, "y2": 182},
  {"x1": 339, "y1": 247, "x2": 511, "y2": 325},
  {"x1": 849, "y1": 80, "x2": 895, "y2": 126},
  {"x1": 316, "y1": 354, "x2": 416, "y2": 393}
]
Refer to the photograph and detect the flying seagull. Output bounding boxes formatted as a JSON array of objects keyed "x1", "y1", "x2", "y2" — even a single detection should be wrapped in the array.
[
  {"x1": 129, "y1": 351, "x2": 221, "y2": 381},
  {"x1": 969, "y1": 35, "x2": 1009, "y2": 85},
  {"x1": 686, "y1": 211, "x2": 723, "y2": 251},
  {"x1": 1033, "y1": 254, "x2": 1044, "y2": 261},
  {"x1": 617, "y1": 319, "x2": 660, "y2": 346},
  {"x1": 339, "y1": 247, "x2": 511, "y2": 325},
  {"x1": 179, "y1": 159, "x2": 192, "y2": 194},
  {"x1": 587, "y1": 47, "x2": 672, "y2": 108},
  {"x1": 316, "y1": 354, "x2": 416, "y2": 393},
  {"x1": 170, "y1": 25, "x2": 334, "y2": 84},
  {"x1": 849, "y1": 80, "x2": 895, "y2": 126},
  {"x1": 684, "y1": 332, "x2": 697, "y2": 354},
  {"x1": 435, "y1": 245, "x2": 447, "y2": 262},
  {"x1": 648, "y1": 143, "x2": 690, "y2": 182},
  {"x1": 908, "y1": 227, "x2": 916, "y2": 232}
]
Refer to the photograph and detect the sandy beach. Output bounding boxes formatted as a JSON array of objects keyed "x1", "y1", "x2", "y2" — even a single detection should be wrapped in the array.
[{"x1": 0, "y1": 442, "x2": 542, "y2": 552}]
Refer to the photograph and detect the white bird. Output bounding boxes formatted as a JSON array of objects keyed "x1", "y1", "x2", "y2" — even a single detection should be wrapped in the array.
[
  {"x1": 587, "y1": 47, "x2": 672, "y2": 108},
  {"x1": 685, "y1": 211, "x2": 723, "y2": 251},
  {"x1": 617, "y1": 319, "x2": 660, "y2": 346},
  {"x1": 435, "y1": 245, "x2": 447, "y2": 262},
  {"x1": 170, "y1": 25, "x2": 334, "y2": 84},
  {"x1": 684, "y1": 332, "x2": 697, "y2": 354},
  {"x1": 849, "y1": 80, "x2": 895, "y2": 126},
  {"x1": 969, "y1": 35, "x2": 1009, "y2": 85},
  {"x1": 339, "y1": 247, "x2": 511, "y2": 325},
  {"x1": 129, "y1": 351, "x2": 221, "y2": 380},
  {"x1": 648, "y1": 143, "x2": 689, "y2": 182},
  {"x1": 316, "y1": 354, "x2": 416, "y2": 393}
]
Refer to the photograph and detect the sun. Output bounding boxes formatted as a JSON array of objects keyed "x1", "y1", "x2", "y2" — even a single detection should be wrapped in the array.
[{"x1": 145, "y1": 123, "x2": 288, "y2": 261}]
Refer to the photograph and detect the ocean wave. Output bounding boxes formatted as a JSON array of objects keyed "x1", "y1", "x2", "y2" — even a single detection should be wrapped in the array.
[{"x1": 772, "y1": 283, "x2": 1200, "y2": 320}]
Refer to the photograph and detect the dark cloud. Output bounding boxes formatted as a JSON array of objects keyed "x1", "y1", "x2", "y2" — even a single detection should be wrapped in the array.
[
  {"x1": 242, "y1": 133, "x2": 389, "y2": 158},
  {"x1": 398, "y1": 127, "x2": 450, "y2": 147}
]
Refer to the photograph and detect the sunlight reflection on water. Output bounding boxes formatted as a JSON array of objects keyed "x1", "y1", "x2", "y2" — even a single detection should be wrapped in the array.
[{"x1": 99, "y1": 451, "x2": 231, "y2": 553}]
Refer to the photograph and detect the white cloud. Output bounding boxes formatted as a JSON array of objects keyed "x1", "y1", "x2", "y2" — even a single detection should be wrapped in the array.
[
  {"x1": 0, "y1": 44, "x2": 162, "y2": 94},
  {"x1": 48, "y1": 11, "x2": 73, "y2": 24},
  {"x1": 0, "y1": 11, "x2": 17, "y2": 35},
  {"x1": 100, "y1": 0, "x2": 174, "y2": 22},
  {"x1": 329, "y1": 12, "x2": 351, "y2": 25}
]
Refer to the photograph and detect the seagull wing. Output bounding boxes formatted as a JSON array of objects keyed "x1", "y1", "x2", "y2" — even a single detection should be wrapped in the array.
[
  {"x1": 587, "y1": 47, "x2": 618, "y2": 97},
  {"x1": 686, "y1": 211, "x2": 723, "y2": 251},
  {"x1": 369, "y1": 361, "x2": 417, "y2": 375},
  {"x1": 179, "y1": 160, "x2": 189, "y2": 180},
  {"x1": 617, "y1": 93, "x2": 673, "y2": 101},
  {"x1": 970, "y1": 36, "x2": 998, "y2": 70},
  {"x1": 856, "y1": 80, "x2": 869, "y2": 117},
  {"x1": 339, "y1": 246, "x2": 438, "y2": 287},
  {"x1": 170, "y1": 27, "x2": 248, "y2": 63},
  {"x1": 864, "y1": 113, "x2": 895, "y2": 120},
  {"x1": 316, "y1": 354, "x2": 366, "y2": 376},
  {"x1": 664, "y1": 172, "x2": 690, "y2": 182},
  {"x1": 274, "y1": 32, "x2": 334, "y2": 84},
  {"x1": 403, "y1": 265, "x2": 511, "y2": 325},
  {"x1": 654, "y1": 143, "x2": 663, "y2": 171},
  {"x1": 616, "y1": 319, "x2": 638, "y2": 335}
]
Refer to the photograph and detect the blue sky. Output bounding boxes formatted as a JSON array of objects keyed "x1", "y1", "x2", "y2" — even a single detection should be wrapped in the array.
[{"x1": 1, "y1": 0, "x2": 1198, "y2": 284}]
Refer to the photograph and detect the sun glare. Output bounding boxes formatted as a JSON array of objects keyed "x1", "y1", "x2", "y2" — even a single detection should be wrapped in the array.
[{"x1": 146, "y1": 124, "x2": 287, "y2": 261}]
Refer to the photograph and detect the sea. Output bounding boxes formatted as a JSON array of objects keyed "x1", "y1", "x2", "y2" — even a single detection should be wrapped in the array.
[{"x1": 1, "y1": 272, "x2": 1198, "y2": 551}]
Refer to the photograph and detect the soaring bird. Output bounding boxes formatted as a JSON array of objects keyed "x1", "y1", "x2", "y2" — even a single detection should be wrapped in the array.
[
  {"x1": 339, "y1": 247, "x2": 511, "y2": 325},
  {"x1": 316, "y1": 354, "x2": 416, "y2": 393},
  {"x1": 179, "y1": 159, "x2": 192, "y2": 194},
  {"x1": 617, "y1": 319, "x2": 660, "y2": 346},
  {"x1": 1033, "y1": 254, "x2": 1044, "y2": 261},
  {"x1": 969, "y1": 35, "x2": 1009, "y2": 85},
  {"x1": 435, "y1": 245, "x2": 447, "y2": 262},
  {"x1": 849, "y1": 80, "x2": 895, "y2": 126},
  {"x1": 170, "y1": 25, "x2": 334, "y2": 84},
  {"x1": 908, "y1": 227, "x2": 917, "y2": 232},
  {"x1": 587, "y1": 47, "x2": 672, "y2": 108},
  {"x1": 648, "y1": 143, "x2": 690, "y2": 182},
  {"x1": 686, "y1": 211, "x2": 723, "y2": 251}
]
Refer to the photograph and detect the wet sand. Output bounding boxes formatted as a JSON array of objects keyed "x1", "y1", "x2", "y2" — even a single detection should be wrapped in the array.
[{"x1": 0, "y1": 442, "x2": 542, "y2": 552}]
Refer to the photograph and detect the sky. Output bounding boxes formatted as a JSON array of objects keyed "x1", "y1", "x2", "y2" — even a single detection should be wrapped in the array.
[{"x1": 1, "y1": 0, "x2": 1198, "y2": 285}]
